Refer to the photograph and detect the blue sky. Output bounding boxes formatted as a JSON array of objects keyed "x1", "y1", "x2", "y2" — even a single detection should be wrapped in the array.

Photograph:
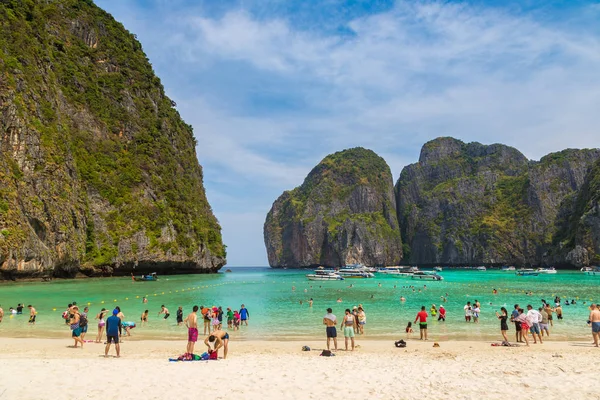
[{"x1": 95, "y1": 0, "x2": 600, "y2": 266}]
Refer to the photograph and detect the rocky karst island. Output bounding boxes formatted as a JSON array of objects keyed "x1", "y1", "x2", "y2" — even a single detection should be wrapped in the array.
[{"x1": 265, "y1": 138, "x2": 600, "y2": 268}]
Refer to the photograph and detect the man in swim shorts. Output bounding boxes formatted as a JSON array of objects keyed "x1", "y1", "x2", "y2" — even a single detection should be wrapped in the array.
[
  {"x1": 158, "y1": 305, "x2": 170, "y2": 319},
  {"x1": 205, "y1": 329, "x2": 229, "y2": 359},
  {"x1": 340, "y1": 309, "x2": 355, "y2": 351},
  {"x1": 105, "y1": 309, "x2": 121, "y2": 358},
  {"x1": 588, "y1": 304, "x2": 600, "y2": 347},
  {"x1": 27, "y1": 305, "x2": 36, "y2": 324},
  {"x1": 185, "y1": 305, "x2": 199, "y2": 354},
  {"x1": 323, "y1": 308, "x2": 338, "y2": 350},
  {"x1": 414, "y1": 306, "x2": 428, "y2": 340},
  {"x1": 526, "y1": 305, "x2": 543, "y2": 344}
]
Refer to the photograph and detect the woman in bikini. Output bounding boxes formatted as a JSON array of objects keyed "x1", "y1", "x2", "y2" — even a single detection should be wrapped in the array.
[{"x1": 95, "y1": 308, "x2": 108, "y2": 343}]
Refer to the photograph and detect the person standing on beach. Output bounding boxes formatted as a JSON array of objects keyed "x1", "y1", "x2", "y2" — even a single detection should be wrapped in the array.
[
  {"x1": 496, "y1": 307, "x2": 509, "y2": 343},
  {"x1": 176, "y1": 306, "x2": 183, "y2": 326},
  {"x1": 526, "y1": 305, "x2": 543, "y2": 344},
  {"x1": 95, "y1": 308, "x2": 108, "y2": 343},
  {"x1": 357, "y1": 307, "x2": 366, "y2": 334},
  {"x1": 414, "y1": 306, "x2": 428, "y2": 341},
  {"x1": 240, "y1": 304, "x2": 249, "y2": 326},
  {"x1": 158, "y1": 305, "x2": 170, "y2": 320},
  {"x1": 204, "y1": 330, "x2": 230, "y2": 359},
  {"x1": 340, "y1": 309, "x2": 355, "y2": 351},
  {"x1": 513, "y1": 308, "x2": 530, "y2": 346},
  {"x1": 588, "y1": 304, "x2": 600, "y2": 347},
  {"x1": 80, "y1": 307, "x2": 89, "y2": 340},
  {"x1": 201, "y1": 306, "x2": 211, "y2": 335},
  {"x1": 511, "y1": 304, "x2": 523, "y2": 343},
  {"x1": 27, "y1": 305, "x2": 36, "y2": 324},
  {"x1": 539, "y1": 307, "x2": 550, "y2": 337},
  {"x1": 105, "y1": 309, "x2": 121, "y2": 358},
  {"x1": 323, "y1": 308, "x2": 338, "y2": 350},
  {"x1": 184, "y1": 305, "x2": 199, "y2": 354}
]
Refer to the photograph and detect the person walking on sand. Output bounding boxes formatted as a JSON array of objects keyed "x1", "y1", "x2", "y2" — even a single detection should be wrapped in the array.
[
  {"x1": 184, "y1": 305, "x2": 199, "y2": 354},
  {"x1": 496, "y1": 307, "x2": 509, "y2": 343},
  {"x1": 105, "y1": 309, "x2": 121, "y2": 358},
  {"x1": 539, "y1": 307, "x2": 550, "y2": 337},
  {"x1": 69, "y1": 306, "x2": 84, "y2": 348},
  {"x1": 414, "y1": 306, "x2": 429, "y2": 341},
  {"x1": 526, "y1": 305, "x2": 543, "y2": 344},
  {"x1": 511, "y1": 304, "x2": 523, "y2": 343},
  {"x1": 340, "y1": 309, "x2": 355, "y2": 351},
  {"x1": 158, "y1": 305, "x2": 170, "y2": 320},
  {"x1": 240, "y1": 304, "x2": 249, "y2": 326},
  {"x1": 588, "y1": 304, "x2": 600, "y2": 347},
  {"x1": 323, "y1": 308, "x2": 338, "y2": 351},
  {"x1": 176, "y1": 306, "x2": 183, "y2": 326},
  {"x1": 204, "y1": 329, "x2": 230, "y2": 359}
]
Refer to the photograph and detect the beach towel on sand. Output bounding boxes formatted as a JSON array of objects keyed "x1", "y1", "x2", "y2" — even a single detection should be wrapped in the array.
[{"x1": 169, "y1": 353, "x2": 202, "y2": 362}]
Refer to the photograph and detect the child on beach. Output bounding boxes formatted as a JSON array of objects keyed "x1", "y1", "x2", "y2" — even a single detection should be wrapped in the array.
[
  {"x1": 233, "y1": 310, "x2": 241, "y2": 330},
  {"x1": 406, "y1": 322, "x2": 413, "y2": 339}
]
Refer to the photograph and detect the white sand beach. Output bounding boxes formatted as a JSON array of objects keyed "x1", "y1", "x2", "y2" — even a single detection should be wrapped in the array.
[{"x1": 0, "y1": 337, "x2": 598, "y2": 400}]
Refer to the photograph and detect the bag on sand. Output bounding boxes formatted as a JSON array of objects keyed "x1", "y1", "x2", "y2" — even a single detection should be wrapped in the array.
[
  {"x1": 200, "y1": 352, "x2": 210, "y2": 360},
  {"x1": 208, "y1": 350, "x2": 218, "y2": 360},
  {"x1": 301, "y1": 346, "x2": 311, "y2": 351},
  {"x1": 320, "y1": 350, "x2": 334, "y2": 357},
  {"x1": 394, "y1": 339, "x2": 407, "y2": 348}
]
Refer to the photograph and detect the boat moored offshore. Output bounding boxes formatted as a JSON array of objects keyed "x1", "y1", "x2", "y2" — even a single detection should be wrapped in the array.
[
  {"x1": 583, "y1": 267, "x2": 600, "y2": 276},
  {"x1": 516, "y1": 268, "x2": 539, "y2": 276},
  {"x1": 306, "y1": 268, "x2": 344, "y2": 281},
  {"x1": 536, "y1": 267, "x2": 557, "y2": 274},
  {"x1": 411, "y1": 271, "x2": 443, "y2": 281}
]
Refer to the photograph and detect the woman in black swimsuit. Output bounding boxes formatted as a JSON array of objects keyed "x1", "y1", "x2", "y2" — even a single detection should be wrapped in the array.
[{"x1": 496, "y1": 307, "x2": 509, "y2": 343}]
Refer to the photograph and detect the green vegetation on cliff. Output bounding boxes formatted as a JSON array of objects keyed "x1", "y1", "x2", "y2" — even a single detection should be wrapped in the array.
[{"x1": 0, "y1": 0, "x2": 224, "y2": 275}]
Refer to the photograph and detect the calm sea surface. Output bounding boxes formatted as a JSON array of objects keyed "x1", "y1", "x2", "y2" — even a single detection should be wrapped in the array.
[{"x1": 0, "y1": 268, "x2": 597, "y2": 341}]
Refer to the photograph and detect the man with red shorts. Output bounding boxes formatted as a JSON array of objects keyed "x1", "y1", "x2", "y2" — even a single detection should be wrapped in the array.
[{"x1": 184, "y1": 305, "x2": 199, "y2": 354}]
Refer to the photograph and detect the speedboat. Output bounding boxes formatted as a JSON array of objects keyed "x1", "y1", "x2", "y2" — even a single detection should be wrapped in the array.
[
  {"x1": 306, "y1": 268, "x2": 344, "y2": 281},
  {"x1": 515, "y1": 269, "x2": 539, "y2": 276},
  {"x1": 581, "y1": 267, "x2": 594, "y2": 272},
  {"x1": 433, "y1": 266, "x2": 442, "y2": 272},
  {"x1": 583, "y1": 267, "x2": 600, "y2": 276},
  {"x1": 134, "y1": 272, "x2": 159, "y2": 281},
  {"x1": 378, "y1": 266, "x2": 416, "y2": 275},
  {"x1": 536, "y1": 267, "x2": 557, "y2": 274},
  {"x1": 345, "y1": 263, "x2": 378, "y2": 273},
  {"x1": 476, "y1": 266, "x2": 487, "y2": 271},
  {"x1": 411, "y1": 271, "x2": 443, "y2": 281},
  {"x1": 501, "y1": 266, "x2": 516, "y2": 271},
  {"x1": 338, "y1": 266, "x2": 374, "y2": 278}
]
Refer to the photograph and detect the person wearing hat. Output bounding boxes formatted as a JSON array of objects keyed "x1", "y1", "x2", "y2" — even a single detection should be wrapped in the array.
[
  {"x1": 438, "y1": 305, "x2": 446, "y2": 322},
  {"x1": 105, "y1": 309, "x2": 121, "y2": 357}
]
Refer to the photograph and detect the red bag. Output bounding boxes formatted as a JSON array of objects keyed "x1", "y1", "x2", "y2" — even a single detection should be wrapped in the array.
[{"x1": 208, "y1": 350, "x2": 218, "y2": 360}]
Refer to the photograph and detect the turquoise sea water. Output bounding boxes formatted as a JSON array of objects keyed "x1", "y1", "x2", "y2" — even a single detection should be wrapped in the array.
[{"x1": 0, "y1": 268, "x2": 598, "y2": 341}]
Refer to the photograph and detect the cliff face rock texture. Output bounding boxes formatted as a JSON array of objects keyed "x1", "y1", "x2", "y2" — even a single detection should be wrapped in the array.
[
  {"x1": 396, "y1": 137, "x2": 600, "y2": 266},
  {"x1": 264, "y1": 148, "x2": 402, "y2": 268},
  {"x1": 0, "y1": 0, "x2": 225, "y2": 279}
]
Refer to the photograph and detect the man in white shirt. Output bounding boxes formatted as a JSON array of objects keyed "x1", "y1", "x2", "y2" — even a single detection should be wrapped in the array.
[{"x1": 526, "y1": 305, "x2": 543, "y2": 344}]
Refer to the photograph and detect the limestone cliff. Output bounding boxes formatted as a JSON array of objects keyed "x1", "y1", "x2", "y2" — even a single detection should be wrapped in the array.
[
  {"x1": 396, "y1": 137, "x2": 600, "y2": 266},
  {"x1": 0, "y1": 0, "x2": 225, "y2": 279},
  {"x1": 264, "y1": 148, "x2": 402, "y2": 268}
]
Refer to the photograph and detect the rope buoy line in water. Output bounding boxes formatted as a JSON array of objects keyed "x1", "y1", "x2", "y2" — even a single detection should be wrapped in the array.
[{"x1": 45, "y1": 279, "x2": 592, "y2": 311}]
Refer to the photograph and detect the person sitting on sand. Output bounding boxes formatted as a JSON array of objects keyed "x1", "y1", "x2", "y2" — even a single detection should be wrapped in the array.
[{"x1": 204, "y1": 329, "x2": 229, "y2": 359}]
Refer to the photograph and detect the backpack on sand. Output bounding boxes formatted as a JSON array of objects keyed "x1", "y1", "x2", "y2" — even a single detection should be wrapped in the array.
[
  {"x1": 394, "y1": 339, "x2": 406, "y2": 348},
  {"x1": 320, "y1": 350, "x2": 334, "y2": 357}
]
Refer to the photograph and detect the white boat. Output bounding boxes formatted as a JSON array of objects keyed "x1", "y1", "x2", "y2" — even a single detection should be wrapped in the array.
[
  {"x1": 433, "y1": 266, "x2": 442, "y2": 272},
  {"x1": 476, "y1": 266, "x2": 487, "y2": 271},
  {"x1": 515, "y1": 268, "x2": 539, "y2": 276},
  {"x1": 581, "y1": 267, "x2": 594, "y2": 272},
  {"x1": 306, "y1": 268, "x2": 344, "y2": 281},
  {"x1": 378, "y1": 266, "x2": 417, "y2": 276},
  {"x1": 345, "y1": 263, "x2": 378, "y2": 273},
  {"x1": 501, "y1": 266, "x2": 516, "y2": 271},
  {"x1": 583, "y1": 267, "x2": 600, "y2": 276},
  {"x1": 411, "y1": 271, "x2": 443, "y2": 281},
  {"x1": 536, "y1": 267, "x2": 557, "y2": 274},
  {"x1": 338, "y1": 267, "x2": 374, "y2": 278}
]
